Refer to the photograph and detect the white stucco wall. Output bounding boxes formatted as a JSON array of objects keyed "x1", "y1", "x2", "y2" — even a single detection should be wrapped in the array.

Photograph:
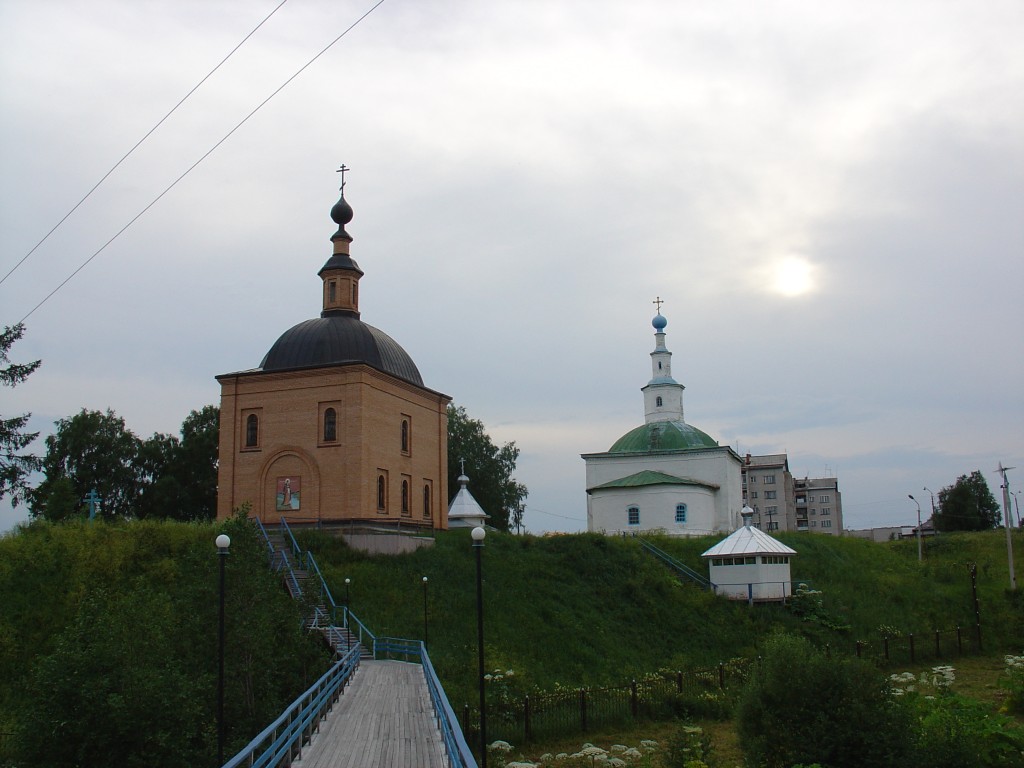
[
  {"x1": 589, "y1": 484, "x2": 717, "y2": 535},
  {"x1": 584, "y1": 446, "x2": 743, "y2": 535}
]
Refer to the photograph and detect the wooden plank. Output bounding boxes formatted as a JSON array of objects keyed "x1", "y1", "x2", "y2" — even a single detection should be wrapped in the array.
[{"x1": 292, "y1": 660, "x2": 448, "y2": 768}]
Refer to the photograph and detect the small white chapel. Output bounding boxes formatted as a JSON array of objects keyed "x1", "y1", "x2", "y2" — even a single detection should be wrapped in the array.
[{"x1": 582, "y1": 306, "x2": 744, "y2": 536}]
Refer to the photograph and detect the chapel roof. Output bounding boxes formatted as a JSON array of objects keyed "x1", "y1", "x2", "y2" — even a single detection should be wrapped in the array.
[
  {"x1": 254, "y1": 180, "x2": 425, "y2": 388},
  {"x1": 259, "y1": 316, "x2": 424, "y2": 385},
  {"x1": 587, "y1": 469, "x2": 720, "y2": 493},
  {"x1": 447, "y1": 474, "x2": 490, "y2": 527},
  {"x1": 609, "y1": 420, "x2": 719, "y2": 453}
]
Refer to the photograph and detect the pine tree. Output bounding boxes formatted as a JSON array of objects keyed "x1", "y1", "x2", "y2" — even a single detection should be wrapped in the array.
[{"x1": 0, "y1": 323, "x2": 41, "y2": 507}]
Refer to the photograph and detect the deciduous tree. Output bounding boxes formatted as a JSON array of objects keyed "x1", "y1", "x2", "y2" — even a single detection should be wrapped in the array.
[
  {"x1": 30, "y1": 409, "x2": 142, "y2": 521},
  {"x1": 447, "y1": 404, "x2": 527, "y2": 532},
  {"x1": 935, "y1": 470, "x2": 1001, "y2": 531},
  {"x1": 0, "y1": 323, "x2": 41, "y2": 507}
]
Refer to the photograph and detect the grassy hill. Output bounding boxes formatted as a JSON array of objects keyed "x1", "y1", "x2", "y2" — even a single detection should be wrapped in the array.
[
  {"x1": 297, "y1": 526, "x2": 1024, "y2": 709},
  {"x1": 1, "y1": 519, "x2": 1020, "y2": 765}
]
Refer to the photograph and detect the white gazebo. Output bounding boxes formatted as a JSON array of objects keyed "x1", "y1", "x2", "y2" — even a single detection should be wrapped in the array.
[
  {"x1": 447, "y1": 473, "x2": 490, "y2": 529},
  {"x1": 701, "y1": 507, "x2": 797, "y2": 602}
]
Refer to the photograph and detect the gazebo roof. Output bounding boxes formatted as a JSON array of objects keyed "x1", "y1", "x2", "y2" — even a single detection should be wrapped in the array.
[{"x1": 701, "y1": 524, "x2": 797, "y2": 558}]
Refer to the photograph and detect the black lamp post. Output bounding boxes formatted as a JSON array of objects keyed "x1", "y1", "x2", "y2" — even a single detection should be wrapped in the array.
[
  {"x1": 472, "y1": 526, "x2": 487, "y2": 767},
  {"x1": 216, "y1": 533, "x2": 231, "y2": 766},
  {"x1": 422, "y1": 576, "x2": 429, "y2": 649}
]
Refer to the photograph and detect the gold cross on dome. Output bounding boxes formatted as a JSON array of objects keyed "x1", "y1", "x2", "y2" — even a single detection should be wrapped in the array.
[{"x1": 653, "y1": 296, "x2": 664, "y2": 313}]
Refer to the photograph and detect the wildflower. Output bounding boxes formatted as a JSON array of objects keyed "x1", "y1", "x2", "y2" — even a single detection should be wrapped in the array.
[
  {"x1": 489, "y1": 740, "x2": 513, "y2": 753},
  {"x1": 622, "y1": 747, "x2": 642, "y2": 759},
  {"x1": 506, "y1": 763, "x2": 537, "y2": 768},
  {"x1": 609, "y1": 744, "x2": 627, "y2": 754},
  {"x1": 639, "y1": 739, "x2": 658, "y2": 752},
  {"x1": 607, "y1": 759, "x2": 627, "y2": 768}
]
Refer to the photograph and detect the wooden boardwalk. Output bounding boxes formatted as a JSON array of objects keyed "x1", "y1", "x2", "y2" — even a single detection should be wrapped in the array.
[{"x1": 292, "y1": 660, "x2": 448, "y2": 768}]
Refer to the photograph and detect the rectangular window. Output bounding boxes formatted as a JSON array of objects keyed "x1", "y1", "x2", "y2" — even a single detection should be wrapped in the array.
[
  {"x1": 820, "y1": 494, "x2": 831, "y2": 503},
  {"x1": 768, "y1": 521, "x2": 779, "y2": 531},
  {"x1": 765, "y1": 490, "x2": 777, "y2": 500},
  {"x1": 766, "y1": 506, "x2": 778, "y2": 515},
  {"x1": 750, "y1": 491, "x2": 758, "y2": 499},
  {"x1": 822, "y1": 520, "x2": 832, "y2": 528},
  {"x1": 627, "y1": 507, "x2": 639, "y2": 526},
  {"x1": 745, "y1": 556, "x2": 756, "y2": 565},
  {"x1": 675, "y1": 504, "x2": 687, "y2": 524},
  {"x1": 811, "y1": 520, "x2": 817, "y2": 527},
  {"x1": 821, "y1": 507, "x2": 831, "y2": 515},
  {"x1": 764, "y1": 475, "x2": 776, "y2": 484},
  {"x1": 748, "y1": 476, "x2": 757, "y2": 483},
  {"x1": 808, "y1": 495, "x2": 815, "y2": 503},
  {"x1": 796, "y1": 496, "x2": 806, "y2": 504},
  {"x1": 811, "y1": 508, "x2": 817, "y2": 515}
]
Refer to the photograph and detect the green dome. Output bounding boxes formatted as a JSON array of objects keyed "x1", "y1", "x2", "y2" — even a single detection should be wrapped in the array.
[{"x1": 609, "y1": 420, "x2": 719, "y2": 453}]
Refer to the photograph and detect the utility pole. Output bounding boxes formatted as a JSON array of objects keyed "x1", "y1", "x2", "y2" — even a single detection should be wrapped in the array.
[{"x1": 996, "y1": 463, "x2": 1017, "y2": 591}]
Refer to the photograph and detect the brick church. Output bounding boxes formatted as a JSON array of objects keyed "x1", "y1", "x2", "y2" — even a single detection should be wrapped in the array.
[{"x1": 215, "y1": 178, "x2": 451, "y2": 529}]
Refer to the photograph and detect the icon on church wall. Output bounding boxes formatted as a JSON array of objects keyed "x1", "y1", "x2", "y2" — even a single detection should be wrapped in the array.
[{"x1": 276, "y1": 476, "x2": 301, "y2": 511}]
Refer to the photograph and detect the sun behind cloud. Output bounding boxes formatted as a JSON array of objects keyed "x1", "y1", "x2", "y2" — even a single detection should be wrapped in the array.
[{"x1": 772, "y1": 255, "x2": 816, "y2": 297}]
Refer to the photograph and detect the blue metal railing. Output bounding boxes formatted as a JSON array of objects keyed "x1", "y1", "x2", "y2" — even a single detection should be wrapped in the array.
[
  {"x1": 247, "y1": 517, "x2": 475, "y2": 768},
  {"x1": 638, "y1": 538, "x2": 714, "y2": 589},
  {"x1": 223, "y1": 645, "x2": 361, "y2": 768},
  {"x1": 366, "y1": 638, "x2": 477, "y2": 768},
  {"x1": 423, "y1": 643, "x2": 478, "y2": 768}
]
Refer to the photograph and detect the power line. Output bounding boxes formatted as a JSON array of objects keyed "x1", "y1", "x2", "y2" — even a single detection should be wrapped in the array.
[
  {"x1": 17, "y1": 0, "x2": 386, "y2": 325},
  {"x1": 1, "y1": 0, "x2": 291, "y2": 288}
]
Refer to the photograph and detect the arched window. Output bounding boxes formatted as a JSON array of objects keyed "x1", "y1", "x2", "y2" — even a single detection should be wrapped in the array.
[
  {"x1": 401, "y1": 419, "x2": 410, "y2": 453},
  {"x1": 423, "y1": 485, "x2": 431, "y2": 519},
  {"x1": 323, "y1": 408, "x2": 337, "y2": 442},
  {"x1": 401, "y1": 479, "x2": 410, "y2": 515},
  {"x1": 675, "y1": 503, "x2": 687, "y2": 524},
  {"x1": 627, "y1": 506, "x2": 640, "y2": 526},
  {"x1": 377, "y1": 476, "x2": 386, "y2": 510},
  {"x1": 245, "y1": 414, "x2": 259, "y2": 447},
  {"x1": 656, "y1": 396, "x2": 663, "y2": 407}
]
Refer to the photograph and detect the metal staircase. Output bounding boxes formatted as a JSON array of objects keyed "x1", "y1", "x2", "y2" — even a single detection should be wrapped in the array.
[
  {"x1": 256, "y1": 518, "x2": 373, "y2": 659},
  {"x1": 638, "y1": 537, "x2": 714, "y2": 590}
]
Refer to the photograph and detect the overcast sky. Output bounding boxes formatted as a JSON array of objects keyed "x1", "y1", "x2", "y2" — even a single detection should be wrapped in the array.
[{"x1": 2, "y1": 0, "x2": 1022, "y2": 534}]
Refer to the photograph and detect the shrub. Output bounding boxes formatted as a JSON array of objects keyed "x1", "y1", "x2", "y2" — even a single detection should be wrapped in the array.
[
  {"x1": 735, "y1": 633, "x2": 911, "y2": 768},
  {"x1": 910, "y1": 691, "x2": 1024, "y2": 767},
  {"x1": 663, "y1": 724, "x2": 713, "y2": 768},
  {"x1": 1000, "y1": 653, "x2": 1024, "y2": 716}
]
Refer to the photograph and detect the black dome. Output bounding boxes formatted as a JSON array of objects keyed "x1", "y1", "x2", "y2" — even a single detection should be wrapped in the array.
[{"x1": 260, "y1": 315, "x2": 424, "y2": 386}]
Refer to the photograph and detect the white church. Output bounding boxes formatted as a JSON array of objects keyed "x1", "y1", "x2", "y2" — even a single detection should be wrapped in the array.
[{"x1": 582, "y1": 309, "x2": 744, "y2": 536}]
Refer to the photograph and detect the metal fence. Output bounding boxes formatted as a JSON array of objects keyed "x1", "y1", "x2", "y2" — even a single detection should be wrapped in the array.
[{"x1": 481, "y1": 662, "x2": 748, "y2": 745}]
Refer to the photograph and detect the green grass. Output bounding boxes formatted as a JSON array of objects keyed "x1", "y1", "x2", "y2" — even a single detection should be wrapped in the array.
[
  {"x1": 1, "y1": 519, "x2": 1020, "y2": 764},
  {"x1": 298, "y1": 527, "x2": 1024, "y2": 711}
]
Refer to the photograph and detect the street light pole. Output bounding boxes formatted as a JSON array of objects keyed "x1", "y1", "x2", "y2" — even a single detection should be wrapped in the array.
[
  {"x1": 908, "y1": 495, "x2": 922, "y2": 562},
  {"x1": 472, "y1": 526, "x2": 487, "y2": 768},
  {"x1": 422, "y1": 576, "x2": 429, "y2": 649},
  {"x1": 996, "y1": 463, "x2": 1017, "y2": 591},
  {"x1": 924, "y1": 486, "x2": 937, "y2": 522},
  {"x1": 216, "y1": 533, "x2": 231, "y2": 767}
]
